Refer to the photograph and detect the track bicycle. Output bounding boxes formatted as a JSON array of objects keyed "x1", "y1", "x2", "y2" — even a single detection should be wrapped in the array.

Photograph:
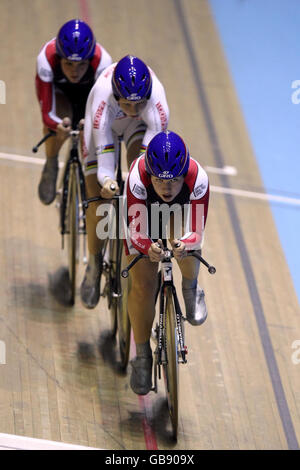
[
  {"x1": 32, "y1": 126, "x2": 87, "y2": 305},
  {"x1": 83, "y1": 137, "x2": 131, "y2": 370},
  {"x1": 121, "y1": 244, "x2": 216, "y2": 440}
]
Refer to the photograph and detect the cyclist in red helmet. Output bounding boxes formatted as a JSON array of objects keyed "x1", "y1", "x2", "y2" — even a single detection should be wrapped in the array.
[{"x1": 35, "y1": 19, "x2": 112, "y2": 205}]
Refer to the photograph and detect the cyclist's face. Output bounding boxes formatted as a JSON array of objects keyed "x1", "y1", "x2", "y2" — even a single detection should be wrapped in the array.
[
  {"x1": 118, "y1": 98, "x2": 147, "y2": 117},
  {"x1": 151, "y1": 176, "x2": 184, "y2": 202},
  {"x1": 61, "y1": 59, "x2": 89, "y2": 83}
]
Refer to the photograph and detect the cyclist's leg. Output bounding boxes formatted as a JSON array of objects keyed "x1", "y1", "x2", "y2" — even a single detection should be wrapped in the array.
[
  {"x1": 38, "y1": 91, "x2": 72, "y2": 205},
  {"x1": 123, "y1": 120, "x2": 146, "y2": 169},
  {"x1": 169, "y1": 213, "x2": 207, "y2": 325},
  {"x1": 126, "y1": 253, "x2": 158, "y2": 394},
  {"x1": 80, "y1": 172, "x2": 107, "y2": 309}
]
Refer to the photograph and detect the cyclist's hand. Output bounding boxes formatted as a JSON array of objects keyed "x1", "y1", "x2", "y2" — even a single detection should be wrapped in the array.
[
  {"x1": 56, "y1": 117, "x2": 71, "y2": 140},
  {"x1": 148, "y1": 239, "x2": 164, "y2": 262},
  {"x1": 100, "y1": 178, "x2": 119, "y2": 199},
  {"x1": 78, "y1": 118, "x2": 84, "y2": 131},
  {"x1": 171, "y1": 239, "x2": 187, "y2": 261}
]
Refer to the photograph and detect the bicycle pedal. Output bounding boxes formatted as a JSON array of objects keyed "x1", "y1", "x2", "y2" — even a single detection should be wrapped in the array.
[
  {"x1": 112, "y1": 292, "x2": 122, "y2": 298},
  {"x1": 151, "y1": 328, "x2": 158, "y2": 344}
]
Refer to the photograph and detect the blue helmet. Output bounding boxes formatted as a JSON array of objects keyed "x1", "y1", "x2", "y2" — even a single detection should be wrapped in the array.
[
  {"x1": 145, "y1": 131, "x2": 190, "y2": 179},
  {"x1": 112, "y1": 55, "x2": 152, "y2": 101},
  {"x1": 56, "y1": 19, "x2": 96, "y2": 61}
]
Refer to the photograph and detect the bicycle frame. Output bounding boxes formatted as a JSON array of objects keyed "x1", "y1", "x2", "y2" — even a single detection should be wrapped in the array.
[
  {"x1": 122, "y1": 247, "x2": 215, "y2": 439},
  {"x1": 32, "y1": 127, "x2": 88, "y2": 262},
  {"x1": 155, "y1": 250, "x2": 187, "y2": 374},
  {"x1": 83, "y1": 137, "x2": 131, "y2": 369},
  {"x1": 59, "y1": 130, "x2": 87, "y2": 254}
]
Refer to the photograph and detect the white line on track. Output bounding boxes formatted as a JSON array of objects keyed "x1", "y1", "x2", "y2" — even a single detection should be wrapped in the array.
[
  {"x1": 210, "y1": 185, "x2": 300, "y2": 206},
  {"x1": 0, "y1": 433, "x2": 101, "y2": 450},
  {"x1": 0, "y1": 152, "x2": 64, "y2": 168},
  {"x1": 205, "y1": 165, "x2": 237, "y2": 175},
  {"x1": 1, "y1": 151, "x2": 300, "y2": 207}
]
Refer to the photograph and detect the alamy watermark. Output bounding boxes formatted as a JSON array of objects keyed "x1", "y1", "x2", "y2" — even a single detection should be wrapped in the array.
[
  {"x1": 291, "y1": 340, "x2": 300, "y2": 365},
  {"x1": 95, "y1": 198, "x2": 205, "y2": 241},
  {"x1": 0, "y1": 340, "x2": 6, "y2": 365},
  {"x1": 291, "y1": 80, "x2": 300, "y2": 104},
  {"x1": 0, "y1": 80, "x2": 5, "y2": 104}
]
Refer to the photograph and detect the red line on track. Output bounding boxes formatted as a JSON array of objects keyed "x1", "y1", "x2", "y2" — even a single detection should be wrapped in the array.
[
  {"x1": 79, "y1": 0, "x2": 91, "y2": 24},
  {"x1": 78, "y1": 0, "x2": 158, "y2": 449},
  {"x1": 131, "y1": 333, "x2": 158, "y2": 450}
]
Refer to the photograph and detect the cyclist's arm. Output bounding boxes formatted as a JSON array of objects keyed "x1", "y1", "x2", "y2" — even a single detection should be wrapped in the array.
[
  {"x1": 35, "y1": 75, "x2": 61, "y2": 131},
  {"x1": 126, "y1": 163, "x2": 153, "y2": 255},
  {"x1": 35, "y1": 41, "x2": 62, "y2": 131},
  {"x1": 180, "y1": 185, "x2": 209, "y2": 249},
  {"x1": 139, "y1": 74, "x2": 170, "y2": 155},
  {"x1": 94, "y1": 120, "x2": 116, "y2": 186},
  {"x1": 180, "y1": 160, "x2": 210, "y2": 250},
  {"x1": 87, "y1": 73, "x2": 118, "y2": 186},
  {"x1": 91, "y1": 44, "x2": 113, "y2": 80}
]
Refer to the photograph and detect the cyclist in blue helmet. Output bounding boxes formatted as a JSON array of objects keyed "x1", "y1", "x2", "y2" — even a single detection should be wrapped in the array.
[
  {"x1": 56, "y1": 19, "x2": 96, "y2": 61},
  {"x1": 35, "y1": 19, "x2": 112, "y2": 205},
  {"x1": 123, "y1": 131, "x2": 210, "y2": 395},
  {"x1": 80, "y1": 55, "x2": 169, "y2": 309},
  {"x1": 112, "y1": 55, "x2": 152, "y2": 102},
  {"x1": 145, "y1": 130, "x2": 189, "y2": 179}
]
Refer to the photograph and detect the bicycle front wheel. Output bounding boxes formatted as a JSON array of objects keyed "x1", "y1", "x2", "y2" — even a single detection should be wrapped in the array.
[
  {"x1": 66, "y1": 165, "x2": 79, "y2": 305},
  {"x1": 110, "y1": 241, "x2": 131, "y2": 369},
  {"x1": 163, "y1": 287, "x2": 179, "y2": 440},
  {"x1": 117, "y1": 252, "x2": 131, "y2": 370}
]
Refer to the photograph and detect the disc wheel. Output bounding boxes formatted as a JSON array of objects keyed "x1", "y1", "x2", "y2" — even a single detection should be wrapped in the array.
[
  {"x1": 163, "y1": 287, "x2": 179, "y2": 440},
  {"x1": 66, "y1": 166, "x2": 79, "y2": 305},
  {"x1": 111, "y1": 242, "x2": 131, "y2": 369}
]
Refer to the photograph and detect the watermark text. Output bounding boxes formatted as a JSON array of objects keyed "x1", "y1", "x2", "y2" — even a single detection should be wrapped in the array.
[
  {"x1": 95, "y1": 198, "x2": 205, "y2": 242},
  {"x1": 0, "y1": 80, "x2": 5, "y2": 104},
  {"x1": 0, "y1": 340, "x2": 6, "y2": 364},
  {"x1": 291, "y1": 80, "x2": 300, "y2": 104},
  {"x1": 291, "y1": 340, "x2": 300, "y2": 365}
]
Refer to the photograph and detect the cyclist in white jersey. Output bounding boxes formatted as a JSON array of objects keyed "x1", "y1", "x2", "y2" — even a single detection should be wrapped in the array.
[{"x1": 81, "y1": 55, "x2": 169, "y2": 309}]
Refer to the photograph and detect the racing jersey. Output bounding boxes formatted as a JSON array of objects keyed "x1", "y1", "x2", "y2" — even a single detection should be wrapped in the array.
[
  {"x1": 35, "y1": 38, "x2": 112, "y2": 130},
  {"x1": 124, "y1": 155, "x2": 209, "y2": 255},
  {"x1": 83, "y1": 62, "x2": 169, "y2": 184}
]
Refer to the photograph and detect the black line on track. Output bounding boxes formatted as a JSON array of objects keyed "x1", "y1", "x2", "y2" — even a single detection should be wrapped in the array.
[{"x1": 174, "y1": 0, "x2": 299, "y2": 450}]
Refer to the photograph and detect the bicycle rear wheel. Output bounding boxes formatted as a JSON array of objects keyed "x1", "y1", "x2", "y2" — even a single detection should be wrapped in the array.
[
  {"x1": 117, "y1": 250, "x2": 131, "y2": 370},
  {"x1": 110, "y1": 240, "x2": 131, "y2": 369},
  {"x1": 163, "y1": 287, "x2": 179, "y2": 440},
  {"x1": 108, "y1": 237, "x2": 118, "y2": 337},
  {"x1": 66, "y1": 165, "x2": 79, "y2": 305}
]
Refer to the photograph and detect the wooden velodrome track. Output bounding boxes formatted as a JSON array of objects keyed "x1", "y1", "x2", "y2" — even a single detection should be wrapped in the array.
[{"x1": 0, "y1": 0, "x2": 299, "y2": 451}]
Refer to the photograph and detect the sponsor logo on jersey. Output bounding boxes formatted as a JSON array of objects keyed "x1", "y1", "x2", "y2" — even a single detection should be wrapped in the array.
[
  {"x1": 194, "y1": 183, "x2": 207, "y2": 198},
  {"x1": 93, "y1": 100, "x2": 106, "y2": 129},
  {"x1": 155, "y1": 101, "x2": 168, "y2": 130},
  {"x1": 132, "y1": 183, "x2": 146, "y2": 197},
  {"x1": 39, "y1": 67, "x2": 53, "y2": 79}
]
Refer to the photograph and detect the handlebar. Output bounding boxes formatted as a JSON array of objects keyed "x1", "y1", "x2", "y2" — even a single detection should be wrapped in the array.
[
  {"x1": 121, "y1": 248, "x2": 216, "y2": 278},
  {"x1": 32, "y1": 123, "x2": 83, "y2": 153},
  {"x1": 82, "y1": 188, "x2": 120, "y2": 210},
  {"x1": 32, "y1": 130, "x2": 56, "y2": 153}
]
